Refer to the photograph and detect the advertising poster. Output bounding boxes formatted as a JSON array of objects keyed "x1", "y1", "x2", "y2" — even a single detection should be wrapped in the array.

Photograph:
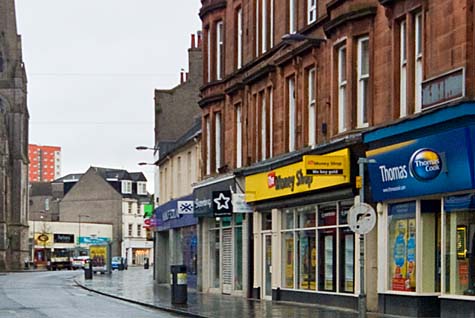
[
  {"x1": 90, "y1": 245, "x2": 107, "y2": 269},
  {"x1": 285, "y1": 238, "x2": 294, "y2": 288},
  {"x1": 391, "y1": 219, "x2": 416, "y2": 291}
]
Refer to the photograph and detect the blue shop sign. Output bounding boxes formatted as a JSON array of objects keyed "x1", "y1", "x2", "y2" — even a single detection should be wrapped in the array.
[
  {"x1": 366, "y1": 127, "x2": 475, "y2": 201},
  {"x1": 154, "y1": 195, "x2": 197, "y2": 232}
]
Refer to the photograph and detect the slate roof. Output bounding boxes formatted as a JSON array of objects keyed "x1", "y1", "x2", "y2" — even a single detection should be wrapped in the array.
[{"x1": 157, "y1": 116, "x2": 201, "y2": 163}]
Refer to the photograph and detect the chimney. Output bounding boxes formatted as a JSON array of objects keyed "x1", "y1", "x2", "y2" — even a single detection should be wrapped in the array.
[
  {"x1": 191, "y1": 34, "x2": 196, "y2": 49},
  {"x1": 197, "y1": 31, "x2": 202, "y2": 49},
  {"x1": 180, "y1": 71, "x2": 184, "y2": 84}
]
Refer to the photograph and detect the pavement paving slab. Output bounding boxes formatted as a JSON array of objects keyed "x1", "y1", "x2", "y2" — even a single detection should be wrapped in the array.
[{"x1": 74, "y1": 267, "x2": 392, "y2": 318}]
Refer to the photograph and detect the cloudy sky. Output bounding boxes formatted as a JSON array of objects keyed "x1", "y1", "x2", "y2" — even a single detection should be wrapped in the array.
[{"x1": 15, "y1": 0, "x2": 202, "y2": 190}]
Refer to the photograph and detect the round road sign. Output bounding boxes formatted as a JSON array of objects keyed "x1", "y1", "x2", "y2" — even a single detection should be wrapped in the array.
[{"x1": 348, "y1": 202, "x2": 376, "y2": 235}]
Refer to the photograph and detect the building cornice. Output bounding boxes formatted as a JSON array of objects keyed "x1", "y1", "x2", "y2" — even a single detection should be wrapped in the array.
[
  {"x1": 198, "y1": 93, "x2": 225, "y2": 108},
  {"x1": 199, "y1": 1, "x2": 227, "y2": 19},
  {"x1": 324, "y1": 6, "x2": 378, "y2": 37}
]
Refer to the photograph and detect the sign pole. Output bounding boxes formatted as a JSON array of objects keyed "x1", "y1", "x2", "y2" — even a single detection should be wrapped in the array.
[{"x1": 358, "y1": 159, "x2": 366, "y2": 318}]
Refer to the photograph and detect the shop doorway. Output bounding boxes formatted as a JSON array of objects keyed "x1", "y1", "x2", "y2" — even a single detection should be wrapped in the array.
[{"x1": 262, "y1": 233, "x2": 272, "y2": 300}]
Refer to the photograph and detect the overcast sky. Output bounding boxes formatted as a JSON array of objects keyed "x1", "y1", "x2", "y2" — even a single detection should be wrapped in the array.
[{"x1": 15, "y1": 0, "x2": 202, "y2": 190}]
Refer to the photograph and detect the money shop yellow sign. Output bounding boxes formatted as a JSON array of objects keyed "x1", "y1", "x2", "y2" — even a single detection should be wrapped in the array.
[{"x1": 245, "y1": 148, "x2": 350, "y2": 202}]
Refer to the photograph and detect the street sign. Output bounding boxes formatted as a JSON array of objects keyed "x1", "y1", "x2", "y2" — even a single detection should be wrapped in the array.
[{"x1": 349, "y1": 203, "x2": 376, "y2": 235}]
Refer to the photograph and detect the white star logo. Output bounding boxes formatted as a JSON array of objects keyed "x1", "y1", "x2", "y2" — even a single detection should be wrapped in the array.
[{"x1": 213, "y1": 192, "x2": 230, "y2": 210}]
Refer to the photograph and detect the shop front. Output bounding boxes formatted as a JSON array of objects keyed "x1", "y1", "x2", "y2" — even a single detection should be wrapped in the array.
[
  {"x1": 364, "y1": 107, "x2": 475, "y2": 317},
  {"x1": 243, "y1": 147, "x2": 367, "y2": 310},
  {"x1": 193, "y1": 175, "x2": 250, "y2": 296},
  {"x1": 154, "y1": 195, "x2": 198, "y2": 288}
]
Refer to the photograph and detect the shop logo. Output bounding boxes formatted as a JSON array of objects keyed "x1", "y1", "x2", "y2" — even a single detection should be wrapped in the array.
[
  {"x1": 267, "y1": 172, "x2": 276, "y2": 188},
  {"x1": 409, "y1": 148, "x2": 442, "y2": 181}
]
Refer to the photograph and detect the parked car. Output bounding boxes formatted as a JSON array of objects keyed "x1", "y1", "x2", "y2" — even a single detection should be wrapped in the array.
[
  {"x1": 71, "y1": 256, "x2": 89, "y2": 269},
  {"x1": 111, "y1": 256, "x2": 127, "y2": 270}
]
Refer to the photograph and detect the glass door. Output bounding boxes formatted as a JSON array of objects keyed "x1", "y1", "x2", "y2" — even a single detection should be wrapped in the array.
[{"x1": 262, "y1": 234, "x2": 272, "y2": 299}]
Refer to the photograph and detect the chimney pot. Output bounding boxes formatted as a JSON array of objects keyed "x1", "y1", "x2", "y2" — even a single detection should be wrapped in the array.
[
  {"x1": 197, "y1": 31, "x2": 202, "y2": 48},
  {"x1": 191, "y1": 34, "x2": 196, "y2": 49},
  {"x1": 180, "y1": 71, "x2": 184, "y2": 84}
]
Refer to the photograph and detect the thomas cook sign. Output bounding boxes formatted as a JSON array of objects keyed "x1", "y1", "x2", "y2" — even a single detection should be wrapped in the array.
[{"x1": 245, "y1": 148, "x2": 350, "y2": 202}]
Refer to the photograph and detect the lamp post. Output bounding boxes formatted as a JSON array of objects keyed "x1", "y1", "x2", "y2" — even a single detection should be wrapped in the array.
[
  {"x1": 356, "y1": 157, "x2": 376, "y2": 318},
  {"x1": 78, "y1": 214, "x2": 90, "y2": 248}
]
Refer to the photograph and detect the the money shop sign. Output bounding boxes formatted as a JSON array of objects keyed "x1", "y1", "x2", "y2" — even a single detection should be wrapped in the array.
[{"x1": 245, "y1": 148, "x2": 350, "y2": 202}]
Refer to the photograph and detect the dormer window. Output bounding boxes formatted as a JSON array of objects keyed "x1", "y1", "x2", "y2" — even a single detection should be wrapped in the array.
[
  {"x1": 121, "y1": 180, "x2": 132, "y2": 194},
  {"x1": 137, "y1": 182, "x2": 147, "y2": 195}
]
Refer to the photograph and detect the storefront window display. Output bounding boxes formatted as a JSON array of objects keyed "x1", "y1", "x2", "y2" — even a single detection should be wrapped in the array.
[
  {"x1": 444, "y1": 194, "x2": 475, "y2": 296},
  {"x1": 281, "y1": 201, "x2": 354, "y2": 293},
  {"x1": 387, "y1": 200, "x2": 440, "y2": 293}
]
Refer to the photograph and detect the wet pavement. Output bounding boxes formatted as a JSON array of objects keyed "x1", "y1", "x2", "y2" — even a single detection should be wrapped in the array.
[{"x1": 74, "y1": 267, "x2": 391, "y2": 318}]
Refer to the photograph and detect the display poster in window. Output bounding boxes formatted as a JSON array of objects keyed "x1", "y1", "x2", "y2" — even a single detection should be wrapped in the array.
[
  {"x1": 324, "y1": 235, "x2": 334, "y2": 291},
  {"x1": 285, "y1": 238, "x2": 294, "y2": 288},
  {"x1": 391, "y1": 219, "x2": 416, "y2": 291},
  {"x1": 344, "y1": 234, "x2": 355, "y2": 292},
  {"x1": 459, "y1": 260, "x2": 469, "y2": 287}
]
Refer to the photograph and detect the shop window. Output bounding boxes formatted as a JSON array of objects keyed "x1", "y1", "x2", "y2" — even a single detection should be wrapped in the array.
[
  {"x1": 235, "y1": 226, "x2": 243, "y2": 290},
  {"x1": 298, "y1": 230, "x2": 316, "y2": 290},
  {"x1": 318, "y1": 205, "x2": 337, "y2": 226},
  {"x1": 388, "y1": 202, "x2": 417, "y2": 292},
  {"x1": 444, "y1": 194, "x2": 475, "y2": 295},
  {"x1": 283, "y1": 209, "x2": 295, "y2": 229},
  {"x1": 210, "y1": 229, "x2": 220, "y2": 288},
  {"x1": 282, "y1": 232, "x2": 295, "y2": 288},
  {"x1": 319, "y1": 228, "x2": 336, "y2": 291},
  {"x1": 339, "y1": 227, "x2": 355, "y2": 292}
]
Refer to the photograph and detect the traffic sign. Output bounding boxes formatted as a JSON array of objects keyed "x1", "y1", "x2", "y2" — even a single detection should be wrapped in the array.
[{"x1": 349, "y1": 202, "x2": 376, "y2": 235}]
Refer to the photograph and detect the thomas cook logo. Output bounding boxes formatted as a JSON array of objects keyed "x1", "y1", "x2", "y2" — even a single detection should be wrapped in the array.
[{"x1": 409, "y1": 148, "x2": 442, "y2": 181}]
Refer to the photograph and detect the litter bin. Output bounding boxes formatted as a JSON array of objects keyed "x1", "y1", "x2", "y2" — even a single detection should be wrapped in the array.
[
  {"x1": 144, "y1": 257, "x2": 149, "y2": 270},
  {"x1": 170, "y1": 265, "x2": 187, "y2": 304},
  {"x1": 84, "y1": 259, "x2": 93, "y2": 280}
]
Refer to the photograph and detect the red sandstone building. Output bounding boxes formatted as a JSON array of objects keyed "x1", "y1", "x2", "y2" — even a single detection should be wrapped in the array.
[
  {"x1": 193, "y1": 0, "x2": 475, "y2": 317},
  {"x1": 29, "y1": 144, "x2": 61, "y2": 182}
]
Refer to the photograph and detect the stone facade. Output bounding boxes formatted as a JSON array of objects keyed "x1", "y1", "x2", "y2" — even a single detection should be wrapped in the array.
[{"x1": 0, "y1": 0, "x2": 29, "y2": 270}]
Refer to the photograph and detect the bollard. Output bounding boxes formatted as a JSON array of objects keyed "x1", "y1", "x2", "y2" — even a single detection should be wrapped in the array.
[
  {"x1": 84, "y1": 259, "x2": 93, "y2": 280},
  {"x1": 170, "y1": 265, "x2": 187, "y2": 304},
  {"x1": 144, "y1": 257, "x2": 149, "y2": 270}
]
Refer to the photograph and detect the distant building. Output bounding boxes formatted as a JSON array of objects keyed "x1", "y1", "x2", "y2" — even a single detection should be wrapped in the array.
[
  {"x1": 57, "y1": 167, "x2": 153, "y2": 266},
  {"x1": 0, "y1": 0, "x2": 30, "y2": 270},
  {"x1": 29, "y1": 144, "x2": 62, "y2": 182}
]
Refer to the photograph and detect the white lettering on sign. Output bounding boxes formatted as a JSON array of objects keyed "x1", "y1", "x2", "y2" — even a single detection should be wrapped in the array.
[{"x1": 378, "y1": 165, "x2": 408, "y2": 182}]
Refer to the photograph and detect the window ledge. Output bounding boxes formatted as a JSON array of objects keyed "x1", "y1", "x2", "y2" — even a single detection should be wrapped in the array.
[{"x1": 439, "y1": 294, "x2": 475, "y2": 301}]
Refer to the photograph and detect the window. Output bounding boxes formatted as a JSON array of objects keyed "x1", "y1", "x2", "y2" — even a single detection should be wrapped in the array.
[
  {"x1": 137, "y1": 224, "x2": 141, "y2": 237},
  {"x1": 357, "y1": 37, "x2": 369, "y2": 128},
  {"x1": 206, "y1": 116, "x2": 211, "y2": 175},
  {"x1": 137, "y1": 203, "x2": 141, "y2": 216},
  {"x1": 307, "y1": 68, "x2": 316, "y2": 146},
  {"x1": 260, "y1": 92, "x2": 267, "y2": 160},
  {"x1": 137, "y1": 182, "x2": 147, "y2": 195},
  {"x1": 288, "y1": 77, "x2": 296, "y2": 151},
  {"x1": 215, "y1": 112, "x2": 222, "y2": 172},
  {"x1": 256, "y1": 0, "x2": 274, "y2": 56},
  {"x1": 128, "y1": 224, "x2": 133, "y2": 236},
  {"x1": 216, "y1": 21, "x2": 224, "y2": 80},
  {"x1": 128, "y1": 202, "x2": 132, "y2": 214},
  {"x1": 338, "y1": 45, "x2": 347, "y2": 133},
  {"x1": 388, "y1": 202, "x2": 416, "y2": 291},
  {"x1": 414, "y1": 12, "x2": 423, "y2": 113},
  {"x1": 400, "y1": 20, "x2": 407, "y2": 117},
  {"x1": 207, "y1": 27, "x2": 211, "y2": 82},
  {"x1": 236, "y1": 8, "x2": 243, "y2": 69},
  {"x1": 261, "y1": 0, "x2": 267, "y2": 54},
  {"x1": 236, "y1": 104, "x2": 242, "y2": 168},
  {"x1": 281, "y1": 202, "x2": 354, "y2": 293},
  {"x1": 308, "y1": 0, "x2": 317, "y2": 24},
  {"x1": 289, "y1": 0, "x2": 297, "y2": 33},
  {"x1": 187, "y1": 151, "x2": 192, "y2": 188},
  {"x1": 122, "y1": 180, "x2": 132, "y2": 194}
]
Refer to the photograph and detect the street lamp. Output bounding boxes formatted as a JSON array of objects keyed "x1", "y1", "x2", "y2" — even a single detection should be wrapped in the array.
[
  {"x1": 138, "y1": 162, "x2": 157, "y2": 166},
  {"x1": 78, "y1": 214, "x2": 90, "y2": 247},
  {"x1": 281, "y1": 33, "x2": 327, "y2": 45}
]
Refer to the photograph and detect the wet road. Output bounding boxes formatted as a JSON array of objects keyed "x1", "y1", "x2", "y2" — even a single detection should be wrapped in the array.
[{"x1": 0, "y1": 271, "x2": 183, "y2": 318}]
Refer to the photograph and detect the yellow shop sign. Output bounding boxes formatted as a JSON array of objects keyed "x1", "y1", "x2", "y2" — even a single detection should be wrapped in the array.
[
  {"x1": 303, "y1": 155, "x2": 345, "y2": 175},
  {"x1": 245, "y1": 149, "x2": 350, "y2": 202}
]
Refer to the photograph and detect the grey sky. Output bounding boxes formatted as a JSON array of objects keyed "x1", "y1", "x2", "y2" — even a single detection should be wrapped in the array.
[{"x1": 16, "y1": 0, "x2": 202, "y2": 189}]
